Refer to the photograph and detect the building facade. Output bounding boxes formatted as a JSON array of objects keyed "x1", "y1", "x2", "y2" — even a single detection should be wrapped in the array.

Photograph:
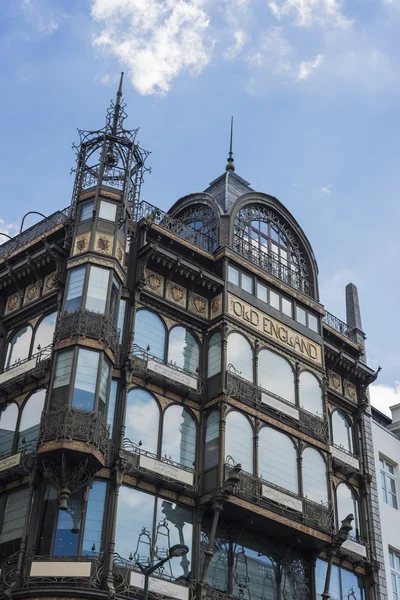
[
  {"x1": 0, "y1": 79, "x2": 388, "y2": 600},
  {"x1": 372, "y1": 405, "x2": 400, "y2": 599}
]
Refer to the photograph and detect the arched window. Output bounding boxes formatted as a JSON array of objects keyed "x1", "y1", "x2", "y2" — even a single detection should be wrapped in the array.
[
  {"x1": 18, "y1": 389, "x2": 46, "y2": 451},
  {"x1": 302, "y1": 448, "x2": 328, "y2": 504},
  {"x1": 168, "y1": 327, "x2": 199, "y2": 374},
  {"x1": 134, "y1": 310, "x2": 165, "y2": 360},
  {"x1": 258, "y1": 349, "x2": 295, "y2": 404},
  {"x1": 225, "y1": 411, "x2": 253, "y2": 474},
  {"x1": 5, "y1": 325, "x2": 32, "y2": 370},
  {"x1": 208, "y1": 331, "x2": 221, "y2": 378},
  {"x1": 336, "y1": 483, "x2": 360, "y2": 541},
  {"x1": 162, "y1": 405, "x2": 197, "y2": 468},
  {"x1": 125, "y1": 389, "x2": 160, "y2": 455},
  {"x1": 175, "y1": 205, "x2": 218, "y2": 253},
  {"x1": 205, "y1": 410, "x2": 219, "y2": 469},
  {"x1": 299, "y1": 372, "x2": 323, "y2": 417},
  {"x1": 332, "y1": 410, "x2": 354, "y2": 454},
  {"x1": 227, "y1": 333, "x2": 253, "y2": 382},
  {"x1": 259, "y1": 427, "x2": 298, "y2": 494},
  {"x1": 34, "y1": 311, "x2": 57, "y2": 351},
  {"x1": 0, "y1": 403, "x2": 18, "y2": 456}
]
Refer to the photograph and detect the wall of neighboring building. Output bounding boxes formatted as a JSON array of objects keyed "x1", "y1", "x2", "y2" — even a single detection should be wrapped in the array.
[{"x1": 372, "y1": 415, "x2": 400, "y2": 597}]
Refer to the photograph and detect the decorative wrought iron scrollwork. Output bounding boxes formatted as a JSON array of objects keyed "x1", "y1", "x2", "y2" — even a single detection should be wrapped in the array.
[
  {"x1": 226, "y1": 367, "x2": 259, "y2": 405},
  {"x1": 299, "y1": 407, "x2": 330, "y2": 444},
  {"x1": 322, "y1": 311, "x2": 356, "y2": 342},
  {"x1": 303, "y1": 498, "x2": 334, "y2": 534},
  {"x1": 0, "y1": 552, "x2": 19, "y2": 595},
  {"x1": 54, "y1": 309, "x2": 120, "y2": 359}
]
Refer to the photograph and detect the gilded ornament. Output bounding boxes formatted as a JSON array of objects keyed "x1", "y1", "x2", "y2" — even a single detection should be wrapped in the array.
[
  {"x1": 345, "y1": 383, "x2": 357, "y2": 400},
  {"x1": 147, "y1": 273, "x2": 161, "y2": 290},
  {"x1": 116, "y1": 242, "x2": 124, "y2": 263},
  {"x1": 212, "y1": 298, "x2": 221, "y2": 313},
  {"x1": 97, "y1": 235, "x2": 111, "y2": 253},
  {"x1": 329, "y1": 372, "x2": 341, "y2": 391},
  {"x1": 169, "y1": 284, "x2": 184, "y2": 303},
  {"x1": 7, "y1": 294, "x2": 19, "y2": 312},
  {"x1": 76, "y1": 236, "x2": 88, "y2": 252},
  {"x1": 191, "y1": 294, "x2": 206, "y2": 314},
  {"x1": 44, "y1": 272, "x2": 56, "y2": 292},
  {"x1": 26, "y1": 283, "x2": 38, "y2": 301}
]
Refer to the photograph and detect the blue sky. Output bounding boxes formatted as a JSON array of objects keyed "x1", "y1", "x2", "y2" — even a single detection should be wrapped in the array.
[{"x1": 1, "y1": 0, "x2": 400, "y2": 414}]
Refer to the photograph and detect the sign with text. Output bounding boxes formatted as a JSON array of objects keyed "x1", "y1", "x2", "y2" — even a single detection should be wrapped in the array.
[
  {"x1": 261, "y1": 484, "x2": 303, "y2": 512},
  {"x1": 147, "y1": 359, "x2": 198, "y2": 390},
  {"x1": 228, "y1": 294, "x2": 322, "y2": 366},
  {"x1": 139, "y1": 454, "x2": 194, "y2": 486},
  {"x1": 0, "y1": 358, "x2": 36, "y2": 385}
]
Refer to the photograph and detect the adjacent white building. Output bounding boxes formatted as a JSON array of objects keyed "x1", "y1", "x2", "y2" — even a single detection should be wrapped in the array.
[{"x1": 372, "y1": 404, "x2": 400, "y2": 599}]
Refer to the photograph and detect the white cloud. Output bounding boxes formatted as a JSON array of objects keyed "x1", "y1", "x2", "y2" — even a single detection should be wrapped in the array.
[
  {"x1": 268, "y1": 0, "x2": 352, "y2": 28},
  {"x1": 297, "y1": 53, "x2": 324, "y2": 80},
  {"x1": 91, "y1": 0, "x2": 213, "y2": 96},
  {"x1": 20, "y1": 0, "x2": 66, "y2": 35},
  {"x1": 246, "y1": 27, "x2": 293, "y2": 74},
  {"x1": 370, "y1": 382, "x2": 400, "y2": 417},
  {"x1": 225, "y1": 30, "x2": 247, "y2": 59},
  {"x1": 320, "y1": 183, "x2": 333, "y2": 194},
  {"x1": 0, "y1": 219, "x2": 19, "y2": 244}
]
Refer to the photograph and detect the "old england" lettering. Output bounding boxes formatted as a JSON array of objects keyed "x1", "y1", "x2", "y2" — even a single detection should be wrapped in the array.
[{"x1": 228, "y1": 294, "x2": 322, "y2": 366}]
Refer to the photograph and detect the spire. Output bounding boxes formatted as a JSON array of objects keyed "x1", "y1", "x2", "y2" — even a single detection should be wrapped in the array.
[
  {"x1": 226, "y1": 116, "x2": 235, "y2": 172},
  {"x1": 111, "y1": 72, "x2": 124, "y2": 135}
]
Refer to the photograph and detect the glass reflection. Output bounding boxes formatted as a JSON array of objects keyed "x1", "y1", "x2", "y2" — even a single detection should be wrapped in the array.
[
  {"x1": 158, "y1": 498, "x2": 193, "y2": 579},
  {"x1": 232, "y1": 535, "x2": 277, "y2": 600},
  {"x1": 205, "y1": 410, "x2": 219, "y2": 469},
  {"x1": 316, "y1": 559, "x2": 365, "y2": 600},
  {"x1": 259, "y1": 427, "x2": 298, "y2": 494},
  {"x1": 0, "y1": 403, "x2": 18, "y2": 455},
  {"x1": 258, "y1": 349, "x2": 295, "y2": 404},
  {"x1": 336, "y1": 483, "x2": 360, "y2": 540},
  {"x1": 225, "y1": 411, "x2": 253, "y2": 473},
  {"x1": 86, "y1": 266, "x2": 109, "y2": 313},
  {"x1": 299, "y1": 372, "x2": 323, "y2": 417},
  {"x1": 332, "y1": 411, "x2": 353, "y2": 453},
  {"x1": 72, "y1": 349, "x2": 99, "y2": 411},
  {"x1": 34, "y1": 312, "x2": 57, "y2": 351},
  {"x1": 0, "y1": 487, "x2": 30, "y2": 559},
  {"x1": 5, "y1": 325, "x2": 32, "y2": 369},
  {"x1": 162, "y1": 405, "x2": 196, "y2": 468},
  {"x1": 227, "y1": 333, "x2": 253, "y2": 382},
  {"x1": 125, "y1": 388, "x2": 160, "y2": 454},
  {"x1": 302, "y1": 448, "x2": 328, "y2": 504},
  {"x1": 82, "y1": 481, "x2": 107, "y2": 555},
  {"x1": 207, "y1": 541, "x2": 229, "y2": 590},
  {"x1": 168, "y1": 327, "x2": 199, "y2": 374},
  {"x1": 115, "y1": 486, "x2": 155, "y2": 562},
  {"x1": 134, "y1": 310, "x2": 165, "y2": 360},
  {"x1": 65, "y1": 266, "x2": 85, "y2": 313},
  {"x1": 208, "y1": 331, "x2": 221, "y2": 378},
  {"x1": 18, "y1": 389, "x2": 46, "y2": 451}
]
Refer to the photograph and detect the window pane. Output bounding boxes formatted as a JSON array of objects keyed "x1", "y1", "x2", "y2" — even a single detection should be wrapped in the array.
[
  {"x1": 79, "y1": 200, "x2": 94, "y2": 222},
  {"x1": 99, "y1": 200, "x2": 117, "y2": 221},
  {"x1": 168, "y1": 327, "x2": 199, "y2": 374},
  {"x1": 34, "y1": 312, "x2": 57, "y2": 351},
  {"x1": 115, "y1": 486, "x2": 155, "y2": 562},
  {"x1": 205, "y1": 410, "x2": 219, "y2": 469},
  {"x1": 332, "y1": 410, "x2": 353, "y2": 453},
  {"x1": 110, "y1": 276, "x2": 120, "y2": 326},
  {"x1": 53, "y1": 488, "x2": 84, "y2": 556},
  {"x1": 302, "y1": 448, "x2": 328, "y2": 504},
  {"x1": 72, "y1": 349, "x2": 99, "y2": 411},
  {"x1": 5, "y1": 325, "x2": 32, "y2": 369},
  {"x1": 296, "y1": 306, "x2": 306, "y2": 326},
  {"x1": 65, "y1": 266, "x2": 85, "y2": 313},
  {"x1": 241, "y1": 273, "x2": 253, "y2": 293},
  {"x1": 315, "y1": 560, "x2": 341, "y2": 600},
  {"x1": 51, "y1": 350, "x2": 73, "y2": 409},
  {"x1": 0, "y1": 487, "x2": 30, "y2": 558},
  {"x1": 117, "y1": 298, "x2": 126, "y2": 342},
  {"x1": 308, "y1": 313, "x2": 319, "y2": 333},
  {"x1": 82, "y1": 481, "x2": 107, "y2": 556},
  {"x1": 98, "y1": 358, "x2": 111, "y2": 418},
  {"x1": 227, "y1": 333, "x2": 253, "y2": 382},
  {"x1": 269, "y1": 290, "x2": 280, "y2": 310},
  {"x1": 228, "y1": 265, "x2": 239, "y2": 286},
  {"x1": 162, "y1": 405, "x2": 196, "y2": 468},
  {"x1": 157, "y1": 498, "x2": 193, "y2": 579},
  {"x1": 225, "y1": 411, "x2": 253, "y2": 473},
  {"x1": 259, "y1": 427, "x2": 298, "y2": 494},
  {"x1": 86, "y1": 266, "x2": 109, "y2": 313},
  {"x1": 0, "y1": 403, "x2": 18, "y2": 456},
  {"x1": 299, "y1": 372, "x2": 323, "y2": 417},
  {"x1": 134, "y1": 310, "x2": 165, "y2": 360},
  {"x1": 282, "y1": 297, "x2": 292, "y2": 317},
  {"x1": 208, "y1": 331, "x2": 221, "y2": 378},
  {"x1": 256, "y1": 282, "x2": 267, "y2": 303},
  {"x1": 107, "y1": 380, "x2": 118, "y2": 437},
  {"x1": 336, "y1": 483, "x2": 360, "y2": 540},
  {"x1": 18, "y1": 389, "x2": 46, "y2": 451},
  {"x1": 232, "y1": 534, "x2": 277, "y2": 600},
  {"x1": 125, "y1": 388, "x2": 159, "y2": 454},
  {"x1": 258, "y1": 349, "x2": 295, "y2": 404}
]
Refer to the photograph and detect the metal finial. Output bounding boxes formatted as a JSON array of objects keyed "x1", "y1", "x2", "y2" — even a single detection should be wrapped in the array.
[
  {"x1": 111, "y1": 72, "x2": 124, "y2": 134},
  {"x1": 226, "y1": 116, "x2": 235, "y2": 172}
]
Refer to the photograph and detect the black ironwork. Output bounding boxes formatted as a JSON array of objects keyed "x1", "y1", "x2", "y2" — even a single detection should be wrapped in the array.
[
  {"x1": 54, "y1": 309, "x2": 120, "y2": 359},
  {"x1": 322, "y1": 311, "x2": 356, "y2": 342},
  {"x1": 0, "y1": 552, "x2": 18, "y2": 596},
  {"x1": 20, "y1": 553, "x2": 104, "y2": 590},
  {"x1": 0, "y1": 344, "x2": 53, "y2": 396},
  {"x1": 299, "y1": 407, "x2": 330, "y2": 444}
]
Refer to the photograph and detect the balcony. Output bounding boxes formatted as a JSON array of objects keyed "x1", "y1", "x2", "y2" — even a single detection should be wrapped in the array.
[
  {"x1": 330, "y1": 443, "x2": 360, "y2": 476},
  {"x1": 54, "y1": 309, "x2": 120, "y2": 359},
  {"x1": 0, "y1": 440, "x2": 37, "y2": 482},
  {"x1": 0, "y1": 345, "x2": 52, "y2": 396},
  {"x1": 131, "y1": 345, "x2": 203, "y2": 399},
  {"x1": 226, "y1": 371, "x2": 329, "y2": 444},
  {"x1": 322, "y1": 311, "x2": 356, "y2": 343}
]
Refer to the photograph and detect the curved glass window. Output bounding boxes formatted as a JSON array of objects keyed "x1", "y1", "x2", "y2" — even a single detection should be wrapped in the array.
[
  {"x1": 258, "y1": 349, "x2": 295, "y2": 404},
  {"x1": 302, "y1": 447, "x2": 328, "y2": 504},
  {"x1": 299, "y1": 372, "x2": 323, "y2": 417},
  {"x1": 5, "y1": 325, "x2": 32, "y2": 370},
  {"x1": 225, "y1": 411, "x2": 253, "y2": 473},
  {"x1": 205, "y1": 410, "x2": 219, "y2": 470},
  {"x1": 134, "y1": 310, "x2": 165, "y2": 360},
  {"x1": 208, "y1": 331, "x2": 221, "y2": 378},
  {"x1": 337, "y1": 483, "x2": 360, "y2": 541},
  {"x1": 65, "y1": 266, "x2": 85, "y2": 313},
  {"x1": 332, "y1": 410, "x2": 354, "y2": 454},
  {"x1": 168, "y1": 326, "x2": 199, "y2": 374},
  {"x1": 86, "y1": 266, "x2": 110, "y2": 314},
  {"x1": 162, "y1": 405, "x2": 196, "y2": 468},
  {"x1": 0, "y1": 403, "x2": 18, "y2": 456},
  {"x1": 175, "y1": 205, "x2": 218, "y2": 253},
  {"x1": 227, "y1": 333, "x2": 253, "y2": 382},
  {"x1": 18, "y1": 389, "x2": 46, "y2": 451},
  {"x1": 72, "y1": 349, "x2": 99, "y2": 412},
  {"x1": 34, "y1": 311, "x2": 57, "y2": 351},
  {"x1": 258, "y1": 427, "x2": 298, "y2": 494},
  {"x1": 125, "y1": 389, "x2": 160, "y2": 454}
]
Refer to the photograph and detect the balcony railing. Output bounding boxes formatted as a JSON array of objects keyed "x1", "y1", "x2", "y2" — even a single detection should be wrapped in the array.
[
  {"x1": 226, "y1": 370, "x2": 329, "y2": 444},
  {"x1": 0, "y1": 440, "x2": 37, "y2": 479},
  {"x1": 233, "y1": 235, "x2": 313, "y2": 297},
  {"x1": 0, "y1": 344, "x2": 52, "y2": 393},
  {"x1": 54, "y1": 309, "x2": 120, "y2": 359},
  {"x1": 322, "y1": 311, "x2": 356, "y2": 342},
  {"x1": 20, "y1": 553, "x2": 103, "y2": 591},
  {"x1": 39, "y1": 406, "x2": 109, "y2": 457}
]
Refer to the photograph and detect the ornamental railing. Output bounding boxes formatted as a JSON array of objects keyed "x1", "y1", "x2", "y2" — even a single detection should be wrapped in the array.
[
  {"x1": 0, "y1": 207, "x2": 70, "y2": 260},
  {"x1": 20, "y1": 553, "x2": 104, "y2": 590},
  {"x1": 0, "y1": 440, "x2": 37, "y2": 473},
  {"x1": 0, "y1": 345, "x2": 53, "y2": 395},
  {"x1": 39, "y1": 406, "x2": 109, "y2": 457},
  {"x1": 322, "y1": 311, "x2": 356, "y2": 342},
  {"x1": 1, "y1": 343, "x2": 52, "y2": 377},
  {"x1": 233, "y1": 235, "x2": 313, "y2": 297},
  {"x1": 55, "y1": 309, "x2": 120, "y2": 359},
  {"x1": 136, "y1": 200, "x2": 216, "y2": 253}
]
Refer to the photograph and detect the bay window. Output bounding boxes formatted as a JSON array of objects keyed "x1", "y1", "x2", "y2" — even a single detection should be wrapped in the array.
[{"x1": 64, "y1": 265, "x2": 121, "y2": 319}]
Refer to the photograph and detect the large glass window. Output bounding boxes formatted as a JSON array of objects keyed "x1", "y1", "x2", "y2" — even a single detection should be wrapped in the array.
[
  {"x1": 390, "y1": 549, "x2": 400, "y2": 600},
  {"x1": 107, "y1": 380, "x2": 118, "y2": 437},
  {"x1": 227, "y1": 333, "x2": 253, "y2": 382},
  {"x1": 258, "y1": 427, "x2": 298, "y2": 494},
  {"x1": 258, "y1": 349, "x2": 295, "y2": 404},
  {"x1": 380, "y1": 457, "x2": 398, "y2": 509},
  {"x1": 117, "y1": 298, "x2": 126, "y2": 342},
  {"x1": 168, "y1": 327, "x2": 199, "y2": 374},
  {"x1": 125, "y1": 388, "x2": 160, "y2": 454},
  {"x1": 98, "y1": 357, "x2": 111, "y2": 418},
  {"x1": 302, "y1": 448, "x2": 328, "y2": 504},
  {"x1": 81, "y1": 481, "x2": 107, "y2": 556},
  {"x1": 79, "y1": 200, "x2": 94, "y2": 221},
  {"x1": 299, "y1": 371, "x2": 323, "y2": 417},
  {"x1": 99, "y1": 200, "x2": 117, "y2": 221},
  {"x1": 134, "y1": 310, "x2": 165, "y2": 360},
  {"x1": 72, "y1": 349, "x2": 100, "y2": 411},
  {"x1": 162, "y1": 405, "x2": 196, "y2": 468},
  {"x1": 0, "y1": 403, "x2": 18, "y2": 456},
  {"x1": 34, "y1": 312, "x2": 57, "y2": 351},
  {"x1": 86, "y1": 266, "x2": 110, "y2": 313},
  {"x1": 315, "y1": 559, "x2": 365, "y2": 600},
  {"x1": 65, "y1": 266, "x2": 85, "y2": 313},
  {"x1": 332, "y1": 410, "x2": 354, "y2": 454},
  {"x1": 51, "y1": 349, "x2": 74, "y2": 409},
  {"x1": 205, "y1": 410, "x2": 219, "y2": 470},
  {"x1": 336, "y1": 483, "x2": 360, "y2": 541},
  {"x1": 5, "y1": 325, "x2": 32, "y2": 370},
  {"x1": 109, "y1": 276, "x2": 121, "y2": 325},
  {"x1": 225, "y1": 411, "x2": 253, "y2": 473},
  {"x1": 208, "y1": 331, "x2": 221, "y2": 378},
  {"x1": 0, "y1": 487, "x2": 30, "y2": 558},
  {"x1": 18, "y1": 389, "x2": 46, "y2": 451},
  {"x1": 157, "y1": 498, "x2": 193, "y2": 579}
]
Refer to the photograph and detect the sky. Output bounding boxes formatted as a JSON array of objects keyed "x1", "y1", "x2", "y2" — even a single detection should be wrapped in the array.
[{"x1": 0, "y1": 0, "x2": 399, "y2": 416}]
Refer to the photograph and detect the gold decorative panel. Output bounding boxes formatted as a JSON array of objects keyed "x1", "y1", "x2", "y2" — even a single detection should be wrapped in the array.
[
  {"x1": 344, "y1": 381, "x2": 357, "y2": 403},
  {"x1": 166, "y1": 282, "x2": 186, "y2": 307},
  {"x1": 145, "y1": 269, "x2": 164, "y2": 297},
  {"x1": 73, "y1": 233, "x2": 90, "y2": 256},
  {"x1": 5, "y1": 293, "x2": 21, "y2": 315},
  {"x1": 189, "y1": 292, "x2": 208, "y2": 318},
  {"x1": 24, "y1": 282, "x2": 40, "y2": 305},
  {"x1": 43, "y1": 271, "x2": 57, "y2": 295},
  {"x1": 211, "y1": 294, "x2": 222, "y2": 318},
  {"x1": 328, "y1": 370, "x2": 342, "y2": 395},
  {"x1": 116, "y1": 240, "x2": 125, "y2": 265},
  {"x1": 95, "y1": 232, "x2": 114, "y2": 255}
]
